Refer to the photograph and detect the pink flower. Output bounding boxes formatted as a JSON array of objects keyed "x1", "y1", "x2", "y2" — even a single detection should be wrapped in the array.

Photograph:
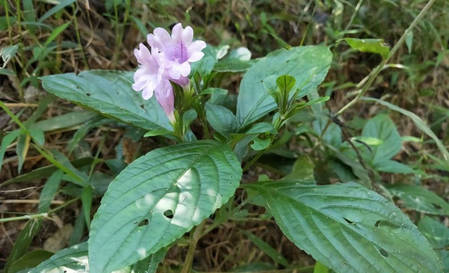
[
  {"x1": 147, "y1": 23, "x2": 206, "y2": 80},
  {"x1": 132, "y1": 44, "x2": 177, "y2": 117},
  {"x1": 132, "y1": 23, "x2": 206, "y2": 120}
]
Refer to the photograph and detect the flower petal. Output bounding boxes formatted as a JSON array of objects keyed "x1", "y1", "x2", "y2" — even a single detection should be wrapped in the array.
[
  {"x1": 155, "y1": 80, "x2": 174, "y2": 116},
  {"x1": 141, "y1": 85, "x2": 155, "y2": 100},
  {"x1": 134, "y1": 43, "x2": 152, "y2": 65},
  {"x1": 187, "y1": 40, "x2": 206, "y2": 62},
  {"x1": 147, "y1": 33, "x2": 161, "y2": 50},
  {"x1": 154, "y1": 27, "x2": 171, "y2": 43},
  {"x1": 171, "y1": 23, "x2": 183, "y2": 41},
  {"x1": 171, "y1": 76, "x2": 189, "y2": 87},
  {"x1": 177, "y1": 62, "x2": 191, "y2": 77},
  {"x1": 132, "y1": 79, "x2": 146, "y2": 91},
  {"x1": 181, "y1": 26, "x2": 193, "y2": 45},
  {"x1": 188, "y1": 51, "x2": 204, "y2": 63}
]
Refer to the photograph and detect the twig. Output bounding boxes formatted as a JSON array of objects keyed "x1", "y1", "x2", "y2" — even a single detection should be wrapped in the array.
[
  {"x1": 0, "y1": 198, "x2": 79, "y2": 223},
  {"x1": 4, "y1": 103, "x2": 39, "y2": 108},
  {"x1": 336, "y1": 0, "x2": 437, "y2": 116},
  {"x1": 1, "y1": 200, "x2": 65, "y2": 205}
]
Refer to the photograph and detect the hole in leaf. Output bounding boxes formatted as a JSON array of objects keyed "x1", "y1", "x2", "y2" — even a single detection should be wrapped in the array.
[
  {"x1": 140, "y1": 104, "x2": 144, "y2": 109},
  {"x1": 86, "y1": 93, "x2": 91, "y2": 96},
  {"x1": 375, "y1": 220, "x2": 381, "y2": 227},
  {"x1": 163, "y1": 210, "x2": 174, "y2": 219},
  {"x1": 343, "y1": 217, "x2": 354, "y2": 224},
  {"x1": 432, "y1": 203, "x2": 442, "y2": 210},
  {"x1": 379, "y1": 248, "x2": 389, "y2": 257},
  {"x1": 138, "y1": 219, "x2": 149, "y2": 226}
]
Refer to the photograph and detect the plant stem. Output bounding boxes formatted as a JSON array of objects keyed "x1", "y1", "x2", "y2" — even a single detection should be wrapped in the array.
[
  {"x1": 344, "y1": 0, "x2": 364, "y2": 32},
  {"x1": 336, "y1": 0, "x2": 436, "y2": 116},
  {"x1": 0, "y1": 198, "x2": 80, "y2": 223},
  {"x1": 180, "y1": 221, "x2": 206, "y2": 273},
  {"x1": 4, "y1": 0, "x2": 12, "y2": 43}
]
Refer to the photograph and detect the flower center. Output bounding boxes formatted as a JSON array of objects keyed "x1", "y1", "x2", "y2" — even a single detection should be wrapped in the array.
[{"x1": 166, "y1": 42, "x2": 188, "y2": 63}]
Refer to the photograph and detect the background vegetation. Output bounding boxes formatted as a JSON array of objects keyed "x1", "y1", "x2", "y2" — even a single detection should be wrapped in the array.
[{"x1": 1, "y1": 0, "x2": 449, "y2": 272}]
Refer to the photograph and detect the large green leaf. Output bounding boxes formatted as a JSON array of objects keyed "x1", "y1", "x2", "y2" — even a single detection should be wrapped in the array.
[
  {"x1": 236, "y1": 46, "x2": 332, "y2": 129},
  {"x1": 247, "y1": 182, "x2": 441, "y2": 273},
  {"x1": 389, "y1": 184, "x2": 449, "y2": 215},
  {"x1": 40, "y1": 70, "x2": 172, "y2": 131},
  {"x1": 89, "y1": 140, "x2": 242, "y2": 273}
]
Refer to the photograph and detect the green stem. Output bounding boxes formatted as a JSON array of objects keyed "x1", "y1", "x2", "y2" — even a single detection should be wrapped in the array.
[
  {"x1": 73, "y1": 3, "x2": 89, "y2": 69},
  {"x1": 344, "y1": 0, "x2": 364, "y2": 32},
  {"x1": 4, "y1": 0, "x2": 12, "y2": 43},
  {"x1": 180, "y1": 221, "x2": 206, "y2": 273},
  {"x1": 0, "y1": 198, "x2": 80, "y2": 223},
  {"x1": 336, "y1": 0, "x2": 436, "y2": 116}
]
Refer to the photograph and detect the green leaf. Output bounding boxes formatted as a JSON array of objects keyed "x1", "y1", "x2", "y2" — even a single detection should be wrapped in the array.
[
  {"x1": 418, "y1": 216, "x2": 449, "y2": 272},
  {"x1": 243, "y1": 231, "x2": 289, "y2": 266},
  {"x1": 81, "y1": 186, "x2": 93, "y2": 227},
  {"x1": 191, "y1": 45, "x2": 218, "y2": 76},
  {"x1": 351, "y1": 136, "x2": 383, "y2": 146},
  {"x1": 44, "y1": 22, "x2": 70, "y2": 47},
  {"x1": 30, "y1": 242, "x2": 88, "y2": 273},
  {"x1": 38, "y1": 170, "x2": 63, "y2": 213},
  {"x1": 7, "y1": 250, "x2": 53, "y2": 273},
  {"x1": 206, "y1": 102, "x2": 237, "y2": 136},
  {"x1": 361, "y1": 97, "x2": 449, "y2": 161},
  {"x1": 69, "y1": 210, "x2": 86, "y2": 246},
  {"x1": 313, "y1": 262, "x2": 330, "y2": 273},
  {"x1": 362, "y1": 114, "x2": 402, "y2": 163},
  {"x1": 22, "y1": 0, "x2": 37, "y2": 23},
  {"x1": 1, "y1": 45, "x2": 19, "y2": 67},
  {"x1": 250, "y1": 137, "x2": 271, "y2": 151},
  {"x1": 51, "y1": 150, "x2": 88, "y2": 186},
  {"x1": 40, "y1": 70, "x2": 172, "y2": 131},
  {"x1": 276, "y1": 75, "x2": 296, "y2": 95},
  {"x1": 244, "y1": 122, "x2": 275, "y2": 135},
  {"x1": 236, "y1": 46, "x2": 332, "y2": 129},
  {"x1": 38, "y1": 0, "x2": 76, "y2": 22},
  {"x1": 247, "y1": 182, "x2": 441, "y2": 273},
  {"x1": 32, "y1": 111, "x2": 97, "y2": 132},
  {"x1": 374, "y1": 160, "x2": 414, "y2": 174},
  {"x1": 389, "y1": 184, "x2": 449, "y2": 215},
  {"x1": 16, "y1": 133, "x2": 29, "y2": 173},
  {"x1": 182, "y1": 109, "x2": 197, "y2": 133},
  {"x1": 89, "y1": 140, "x2": 242, "y2": 273},
  {"x1": 143, "y1": 129, "x2": 172, "y2": 138},
  {"x1": 214, "y1": 47, "x2": 253, "y2": 72},
  {"x1": 131, "y1": 247, "x2": 168, "y2": 273},
  {"x1": 29, "y1": 127, "x2": 45, "y2": 146},
  {"x1": 281, "y1": 155, "x2": 315, "y2": 184},
  {"x1": 418, "y1": 216, "x2": 449, "y2": 249},
  {"x1": 344, "y1": 38, "x2": 390, "y2": 59},
  {"x1": 0, "y1": 130, "x2": 21, "y2": 173},
  {"x1": 5, "y1": 219, "x2": 42, "y2": 273},
  {"x1": 1, "y1": 157, "x2": 93, "y2": 188},
  {"x1": 405, "y1": 31, "x2": 413, "y2": 54}
]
